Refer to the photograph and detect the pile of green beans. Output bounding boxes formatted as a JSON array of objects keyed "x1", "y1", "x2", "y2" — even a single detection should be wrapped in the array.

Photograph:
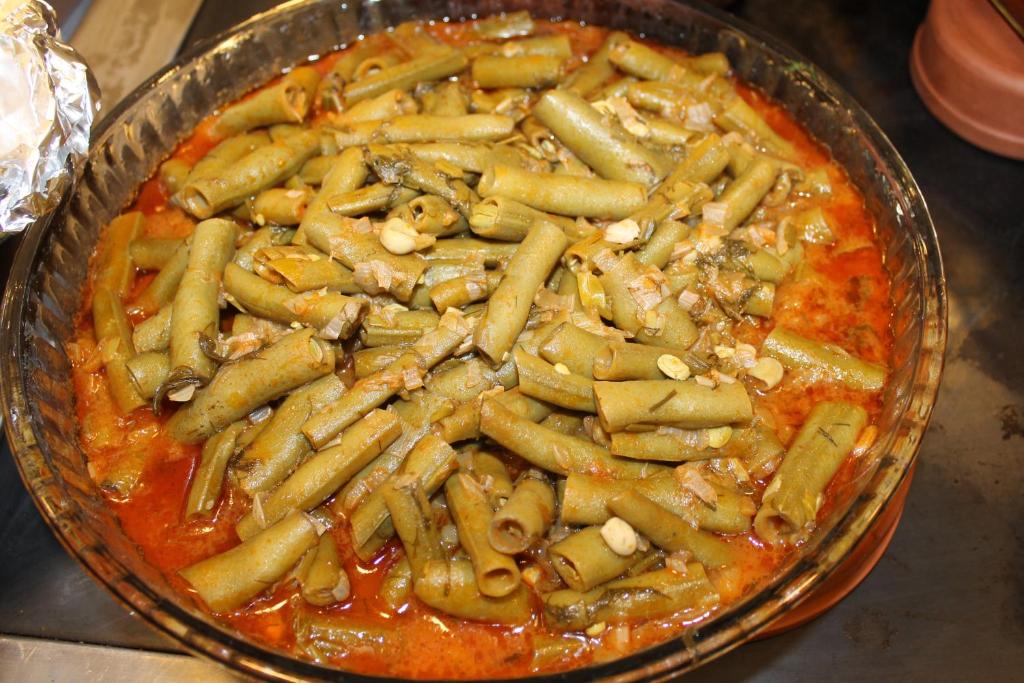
[{"x1": 84, "y1": 11, "x2": 888, "y2": 656}]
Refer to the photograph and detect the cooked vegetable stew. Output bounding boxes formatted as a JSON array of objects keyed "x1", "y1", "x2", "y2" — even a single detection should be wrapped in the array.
[{"x1": 70, "y1": 11, "x2": 892, "y2": 679}]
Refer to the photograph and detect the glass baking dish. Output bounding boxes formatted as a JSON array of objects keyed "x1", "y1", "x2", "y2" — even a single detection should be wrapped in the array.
[{"x1": 0, "y1": 0, "x2": 946, "y2": 679}]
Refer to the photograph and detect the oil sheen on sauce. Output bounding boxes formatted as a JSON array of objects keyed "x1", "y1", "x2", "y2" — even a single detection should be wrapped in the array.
[{"x1": 68, "y1": 19, "x2": 893, "y2": 680}]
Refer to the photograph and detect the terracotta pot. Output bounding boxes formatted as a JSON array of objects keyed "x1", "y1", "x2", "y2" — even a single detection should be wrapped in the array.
[{"x1": 911, "y1": 0, "x2": 1024, "y2": 159}]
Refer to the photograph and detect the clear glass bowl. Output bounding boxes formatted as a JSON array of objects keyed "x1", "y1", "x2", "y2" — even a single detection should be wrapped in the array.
[{"x1": 0, "y1": 0, "x2": 947, "y2": 680}]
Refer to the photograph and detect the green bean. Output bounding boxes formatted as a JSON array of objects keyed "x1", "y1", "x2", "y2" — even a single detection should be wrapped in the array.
[
  {"x1": 563, "y1": 32, "x2": 628, "y2": 96},
  {"x1": 343, "y1": 47, "x2": 468, "y2": 104},
  {"x1": 715, "y1": 95, "x2": 795, "y2": 158},
  {"x1": 592, "y1": 341, "x2": 687, "y2": 381},
  {"x1": 493, "y1": 387, "x2": 553, "y2": 422},
  {"x1": 129, "y1": 237, "x2": 184, "y2": 270},
  {"x1": 549, "y1": 526, "x2": 647, "y2": 591},
  {"x1": 607, "y1": 428, "x2": 717, "y2": 462},
  {"x1": 755, "y1": 402, "x2": 868, "y2": 544},
  {"x1": 499, "y1": 34, "x2": 572, "y2": 57},
  {"x1": 91, "y1": 286, "x2": 145, "y2": 413},
  {"x1": 180, "y1": 130, "x2": 321, "y2": 219},
  {"x1": 594, "y1": 379, "x2": 752, "y2": 432},
  {"x1": 294, "y1": 612, "x2": 392, "y2": 661},
  {"x1": 668, "y1": 133, "x2": 731, "y2": 186},
  {"x1": 383, "y1": 473, "x2": 444, "y2": 576},
  {"x1": 348, "y1": 434, "x2": 458, "y2": 560},
  {"x1": 472, "y1": 55, "x2": 564, "y2": 89},
  {"x1": 365, "y1": 144, "x2": 479, "y2": 217},
  {"x1": 223, "y1": 263, "x2": 365, "y2": 339},
  {"x1": 543, "y1": 566, "x2": 719, "y2": 631},
  {"x1": 168, "y1": 218, "x2": 236, "y2": 383},
  {"x1": 628, "y1": 180, "x2": 707, "y2": 246},
  {"x1": 233, "y1": 374, "x2": 347, "y2": 496},
  {"x1": 489, "y1": 474, "x2": 555, "y2": 553},
  {"x1": 560, "y1": 472, "x2": 754, "y2": 533},
  {"x1": 599, "y1": 253, "x2": 698, "y2": 349},
  {"x1": 540, "y1": 413, "x2": 585, "y2": 436},
  {"x1": 234, "y1": 225, "x2": 291, "y2": 272},
  {"x1": 711, "y1": 156, "x2": 780, "y2": 231},
  {"x1": 472, "y1": 11, "x2": 534, "y2": 39},
  {"x1": 646, "y1": 118, "x2": 695, "y2": 147},
  {"x1": 420, "y1": 81, "x2": 469, "y2": 116},
  {"x1": 131, "y1": 238, "x2": 190, "y2": 316},
  {"x1": 480, "y1": 398, "x2": 665, "y2": 479},
  {"x1": 132, "y1": 304, "x2": 171, "y2": 353},
  {"x1": 479, "y1": 163, "x2": 646, "y2": 220},
  {"x1": 261, "y1": 252, "x2": 360, "y2": 295},
  {"x1": 268, "y1": 123, "x2": 305, "y2": 142},
  {"x1": 446, "y1": 472, "x2": 521, "y2": 597},
  {"x1": 473, "y1": 221, "x2": 569, "y2": 365},
  {"x1": 608, "y1": 491, "x2": 734, "y2": 567},
  {"x1": 185, "y1": 420, "x2": 245, "y2": 517},
  {"x1": 250, "y1": 186, "x2": 314, "y2": 226},
  {"x1": 361, "y1": 310, "x2": 441, "y2": 347},
  {"x1": 352, "y1": 345, "x2": 408, "y2": 378},
  {"x1": 402, "y1": 195, "x2": 468, "y2": 236},
  {"x1": 423, "y1": 237, "x2": 517, "y2": 266},
  {"x1": 428, "y1": 269, "x2": 501, "y2": 312},
  {"x1": 762, "y1": 327, "x2": 886, "y2": 391},
  {"x1": 182, "y1": 131, "x2": 270, "y2": 188},
  {"x1": 635, "y1": 219, "x2": 691, "y2": 269},
  {"x1": 236, "y1": 409, "x2": 401, "y2": 539},
  {"x1": 609, "y1": 37, "x2": 726, "y2": 82},
  {"x1": 335, "y1": 88, "x2": 418, "y2": 127},
  {"x1": 534, "y1": 323, "x2": 606, "y2": 382},
  {"x1": 380, "y1": 557, "x2": 413, "y2": 610},
  {"x1": 403, "y1": 141, "x2": 536, "y2": 174},
  {"x1": 211, "y1": 66, "x2": 320, "y2": 137},
  {"x1": 168, "y1": 328, "x2": 335, "y2": 444},
  {"x1": 316, "y1": 35, "x2": 392, "y2": 111},
  {"x1": 125, "y1": 351, "x2": 170, "y2": 400},
  {"x1": 301, "y1": 312, "x2": 473, "y2": 448},
  {"x1": 300, "y1": 534, "x2": 349, "y2": 606},
  {"x1": 534, "y1": 89, "x2": 671, "y2": 186},
  {"x1": 469, "y1": 196, "x2": 578, "y2": 242},
  {"x1": 414, "y1": 558, "x2": 532, "y2": 623},
  {"x1": 158, "y1": 159, "x2": 191, "y2": 195},
  {"x1": 334, "y1": 113, "x2": 517, "y2": 148},
  {"x1": 94, "y1": 212, "x2": 144, "y2": 298},
  {"x1": 298, "y1": 155, "x2": 340, "y2": 185},
  {"x1": 530, "y1": 634, "x2": 589, "y2": 671},
  {"x1": 179, "y1": 510, "x2": 318, "y2": 612},
  {"x1": 514, "y1": 347, "x2": 595, "y2": 412},
  {"x1": 326, "y1": 182, "x2": 420, "y2": 217},
  {"x1": 467, "y1": 450, "x2": 514, "y2": 503}
]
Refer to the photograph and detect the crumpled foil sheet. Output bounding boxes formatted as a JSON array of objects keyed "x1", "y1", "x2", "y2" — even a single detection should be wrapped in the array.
[{"x1": 0, "y1": 0, "x2": 99, "y2": 236}]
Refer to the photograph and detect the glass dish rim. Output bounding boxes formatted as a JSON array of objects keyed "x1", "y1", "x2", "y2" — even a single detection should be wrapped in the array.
[{"x1": 0, "y1": 0, "x2": 948, "y2": 680}]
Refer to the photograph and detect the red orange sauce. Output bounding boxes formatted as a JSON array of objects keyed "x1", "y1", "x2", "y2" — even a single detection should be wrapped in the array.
[{"x1": 69, "y1": 19, "x2": 893, "y2": 679}]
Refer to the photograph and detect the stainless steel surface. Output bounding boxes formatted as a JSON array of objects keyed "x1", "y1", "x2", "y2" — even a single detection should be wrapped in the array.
[
  {"x1": 0, "y1": 636, "x2": 237, "y2": 682},
  {"x1": 0, "y1": 0, "x2": 1020, "y2": 681}
]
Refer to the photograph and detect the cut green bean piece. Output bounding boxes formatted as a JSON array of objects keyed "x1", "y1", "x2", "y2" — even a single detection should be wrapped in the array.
[
  {"x1": 186, "y1": 420, "x2": 246, "y2": 518},
  {"x1": 236, "y1": 409, "x2": 401, "y2": 539},
  {"x1": 762, "y1": 326, "x2": 886, "y2": 391},
  {"x1": 179, "y1": 511, "x2": 318, "y2": 612},
  {"x1": 755, "y1": 402, "x2": 868, "y2": 544},
  {"x1": 543, "y1": 565, "x2": 719, "y2": 630},
  {"x1": 233, "y1": 374, "x2": 347, "y2": 496},
  {"x1": 168, "y1": 329, "x2": 335, "y2": 444}
]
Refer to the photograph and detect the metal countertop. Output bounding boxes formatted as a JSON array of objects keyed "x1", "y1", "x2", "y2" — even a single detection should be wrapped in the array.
[{"x1": 1, "y1": 0, "x2": 1022, "y2": 680}]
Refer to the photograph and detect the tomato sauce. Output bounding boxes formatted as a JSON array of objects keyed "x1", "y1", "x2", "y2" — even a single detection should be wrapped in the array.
[{"x1": 69, "y1": 19, "x2": 893, "y2": 679}]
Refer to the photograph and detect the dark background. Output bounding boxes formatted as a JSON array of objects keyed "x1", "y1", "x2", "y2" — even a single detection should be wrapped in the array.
[{"x1": 1, "y1": 1, "x2": 1022, "y2": 680}]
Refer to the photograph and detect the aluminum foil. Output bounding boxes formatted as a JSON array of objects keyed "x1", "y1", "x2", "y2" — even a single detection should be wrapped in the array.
[{"x1": 0, "y1": 0, "x2": 98, "y2": 237}]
